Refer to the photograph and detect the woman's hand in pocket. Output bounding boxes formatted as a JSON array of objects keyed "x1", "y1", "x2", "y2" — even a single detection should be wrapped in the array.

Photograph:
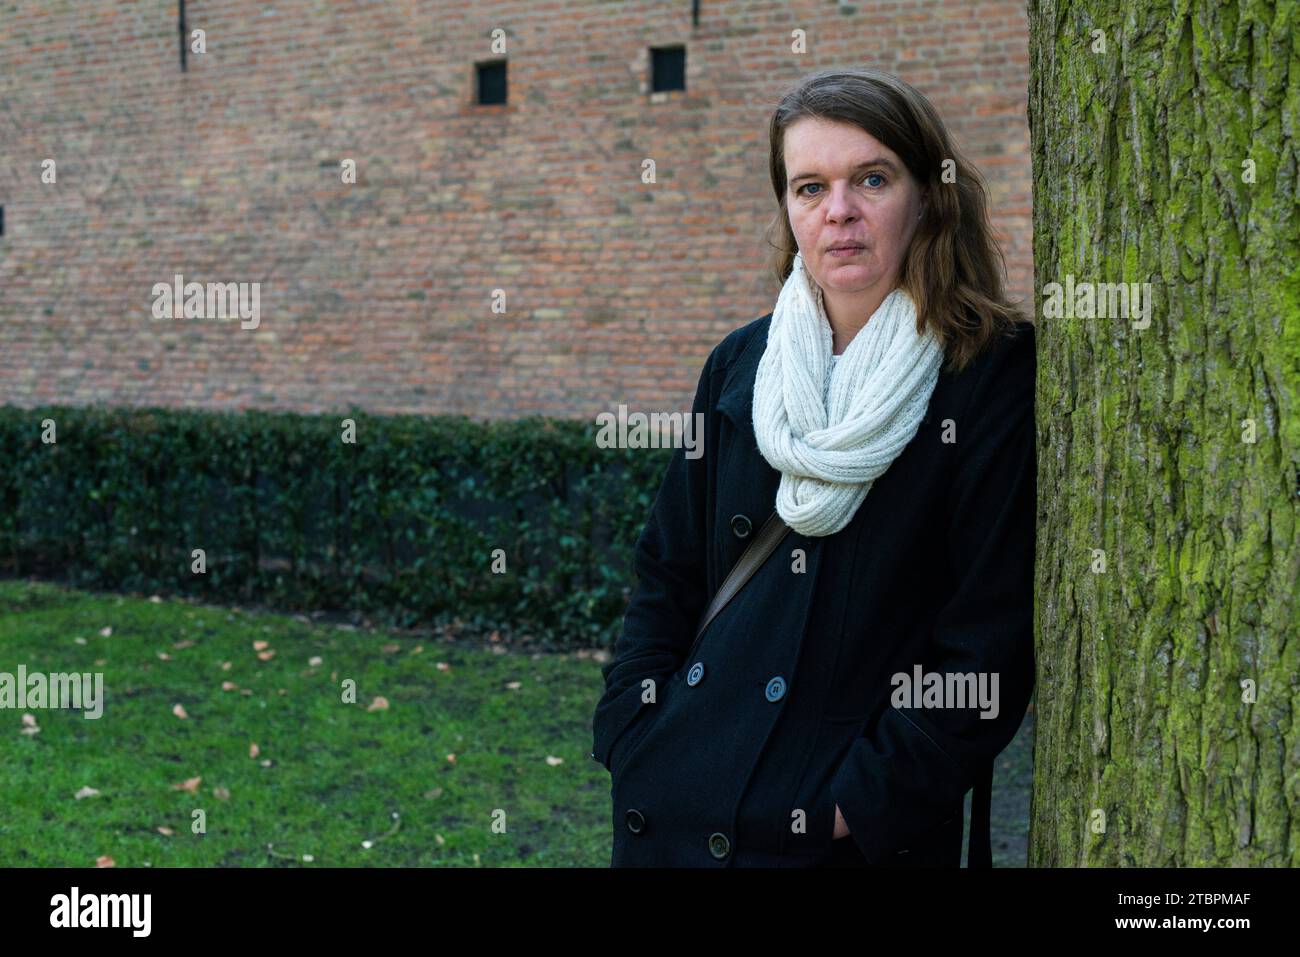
[{"x1": 832, "y1": 803, "x2": 851, "y2": 840}]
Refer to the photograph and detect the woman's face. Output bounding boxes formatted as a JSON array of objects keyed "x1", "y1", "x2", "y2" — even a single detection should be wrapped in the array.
[{"x1": 783, "y1": 117, "x2": 925, "y2": 304}]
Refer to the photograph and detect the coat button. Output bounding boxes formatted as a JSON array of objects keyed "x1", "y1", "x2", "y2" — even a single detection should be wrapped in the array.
[
  {"x1": 626, "y1": 809, "x2": 646, "y2": 835},
  {"x1": 730, "y1": 513, "x2": 752, "y2": 538},
  {"x1": 765, "y1": 676, "x2": 786, "y2": 702},
  {"x1": 708, "y1": 832, "x2": 731, "y2": 859},
  {"x1": 687, "y1": 661, "x2": 705, "y2": 686}
]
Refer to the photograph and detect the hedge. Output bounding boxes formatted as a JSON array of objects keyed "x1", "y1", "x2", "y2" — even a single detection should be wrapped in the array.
[{"x1": 0, "y1": 406, "x2": 675, "y2": 649}]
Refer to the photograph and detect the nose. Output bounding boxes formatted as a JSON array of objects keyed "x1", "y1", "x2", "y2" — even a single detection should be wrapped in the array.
[{"x1": 823, "y1": 182, "x2": 861, "y2": 224}]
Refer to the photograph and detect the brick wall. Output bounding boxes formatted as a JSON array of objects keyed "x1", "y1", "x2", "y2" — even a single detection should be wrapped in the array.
[{"x1": 0, "y1": 0, "x2": 1033, "y2": 419}]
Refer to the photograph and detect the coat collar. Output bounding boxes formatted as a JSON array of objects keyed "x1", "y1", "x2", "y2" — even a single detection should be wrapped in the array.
[{"x1": 715, "y1": 314, "x2": 772, "y2": 431}]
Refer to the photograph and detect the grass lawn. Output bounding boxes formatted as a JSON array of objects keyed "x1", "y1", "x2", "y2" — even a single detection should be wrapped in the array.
[
  {"x1": 0, "y1": 578, "x2": 1034, "y2": 867},
  {"x1": 0, "y1": 578, "x2": 612, "y2": 867}
]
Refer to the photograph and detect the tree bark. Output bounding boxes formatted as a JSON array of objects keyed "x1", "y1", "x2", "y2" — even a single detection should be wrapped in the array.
[{"x1": 1027, "y1": 0, "x2": 1300, "y2": 865}]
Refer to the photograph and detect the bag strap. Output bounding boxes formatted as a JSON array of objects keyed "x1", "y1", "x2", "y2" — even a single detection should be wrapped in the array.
[{"x1": 694, "y1": 508, "x2": 792, "y2": 642}]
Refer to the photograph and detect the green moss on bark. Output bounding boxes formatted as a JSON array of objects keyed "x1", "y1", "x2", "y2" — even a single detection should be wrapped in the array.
[{"x1": 1028, "y1": 0, "x2": 1299, "y2": 866}]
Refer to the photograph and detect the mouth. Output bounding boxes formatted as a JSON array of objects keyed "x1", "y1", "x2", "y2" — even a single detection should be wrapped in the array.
[{"x1": 827, "y1": 243, "x2": 865, "y2": 255}]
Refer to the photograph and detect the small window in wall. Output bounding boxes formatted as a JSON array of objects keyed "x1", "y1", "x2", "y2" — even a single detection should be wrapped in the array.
[
  {"x1": 178, "y1": 0, "x2": 187, "y2": 72},
  {"x1": 476, "y1": 60, "x2": 507, "y2": 105},
  {"x1": 650, "y1": 46, "x2": 685, "y2": 93},
  {"x1": 0, "y1": 205, "x2": 5, "y2": 236}
]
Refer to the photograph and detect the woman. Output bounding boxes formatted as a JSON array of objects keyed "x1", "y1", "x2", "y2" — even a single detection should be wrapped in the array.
[{"x1": 590, "y1": 68, "x2": 1036, "y2": 868}]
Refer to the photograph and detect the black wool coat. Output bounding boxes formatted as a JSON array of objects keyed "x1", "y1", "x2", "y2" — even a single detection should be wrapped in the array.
[{"x1": 590, "y1": 312, "x2": 1037, "y2": 867}]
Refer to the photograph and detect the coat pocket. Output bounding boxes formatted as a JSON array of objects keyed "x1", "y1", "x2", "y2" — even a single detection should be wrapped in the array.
[
  {"x1": 607, "y1": 669, "x2": 679, "y2": 780},
  {"x1": 607, "y1": 696, "x2": 663, "y2": 779},
  {"x1": 885, "y1": 809, "x2": 964, "y2": 867},
  {"x1": 593, "y1": 671, "x2": 673, "y2": 773},
  {"x1": 784, "y1": 713, "x2": 869, "y2": 863}
]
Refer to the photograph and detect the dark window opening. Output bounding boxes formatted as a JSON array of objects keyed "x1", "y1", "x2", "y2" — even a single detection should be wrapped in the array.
[
  {"x1": 0, "y1": 205, "x2": 5, "y2": 237},
  {"x1": 476, "y1": 60, "x2": 507, "y2": 105},
  {"x1": 651, "y1": 46, "x2": 685, "y2": 92},
  {"x1": 178, "y1": 0, "x2": 187, "y2": 72}
]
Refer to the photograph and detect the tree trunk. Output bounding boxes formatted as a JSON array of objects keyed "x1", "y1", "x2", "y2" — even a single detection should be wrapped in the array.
[{"x1": 1027, "y1": 0, "x2": 1299, "y2": 865}]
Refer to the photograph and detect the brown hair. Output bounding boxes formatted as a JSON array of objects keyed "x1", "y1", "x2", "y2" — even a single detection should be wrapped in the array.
[{"x1": 765, "y1": 67, "x2": 1030, "y2": 374}]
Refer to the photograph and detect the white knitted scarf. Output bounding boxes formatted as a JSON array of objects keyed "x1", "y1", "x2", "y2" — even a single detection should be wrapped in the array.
[{"x1": 752, "y1": 251, "x2": 946, "y2": 537}]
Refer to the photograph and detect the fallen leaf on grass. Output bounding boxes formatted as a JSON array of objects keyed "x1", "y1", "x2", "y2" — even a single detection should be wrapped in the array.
[
  {"x1": 74, "y1": 786, "x2": 100, "y2": 800},
  {"x1": 446, "y1": 753, "x2": 456, "y2": 765},
  {"x1": 367, "y1": 696, "x2": 389, "y2": 712},
  {"x1": 381, "y1": 643, "x2": 400, "y2": 654},
  {"x1": 423, "y1": 788, "x2": 443, "y2": 799},
  {"x1": 174, "y1": 640, "x2": 194, "y2": 649},
  {"x1": 221, "y1": 681, "x2": 238, "y2": 691},
  {"x1": 249, "y1": 743, "x2": 260, "y2": 758},
  {"x1": 157, "y1": 826, "x2": 174, "y2": 836},
  {"x1": 172, "y1": 704, "x2": 189, "y2": 719},
  {"x1": 505, "y1": 681, "x2": 522, "y2": 690},
  {"x1": 253, "y1": 640, "x2": 269, "y2": 651},
  {"x1": 410, "y1": 645, "x2": 423, "y2": 656},
  {"x1": 99, "y1": 627, "x2": 113, "y2": 638},
  {"x1": 172, "y1": 776, "x2": 201, "y2": 794},
  {"x1": 20, "y1": 714, "x2": 40, "y2": 735},
  {"x1": 95, "y1": 856, "x2": 115, "y2": 868},
  {"x1": 212, "y1": 787, "x2": 231, "y2": 800},
  {"x1": 259, "y1": 759, "x2": 272, "y2": 767},
  {"x1": 74, "y1": 637, "x2": 87, "y2": 645},
  {"x1": 309, "y1": 656, "x2": 323, "y2": 667},
  {"x1": 157, "y1": 652, "x2": 172, "y2": 661},
  {"x1": 220, "y1": 661, "x2": 232, "y2": 671},
  {"x1": 545, "y1": 756, "x2": 563, "y2": 766},
  {"x1": 436, "y1": 662, "x2": 450, "y2": 672},
  {"x1": 257, "y1": 650, "x2": 276, "y2": 661}
]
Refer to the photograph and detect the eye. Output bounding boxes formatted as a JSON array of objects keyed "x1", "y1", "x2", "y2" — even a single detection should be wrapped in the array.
[{"x1": 794, "y1": 172, "x2": 887, "y2": 196}]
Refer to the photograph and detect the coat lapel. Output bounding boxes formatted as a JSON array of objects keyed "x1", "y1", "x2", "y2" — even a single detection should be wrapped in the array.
[{"x1": 715, "y1": 313, "x2": 771, "y2": 432}]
